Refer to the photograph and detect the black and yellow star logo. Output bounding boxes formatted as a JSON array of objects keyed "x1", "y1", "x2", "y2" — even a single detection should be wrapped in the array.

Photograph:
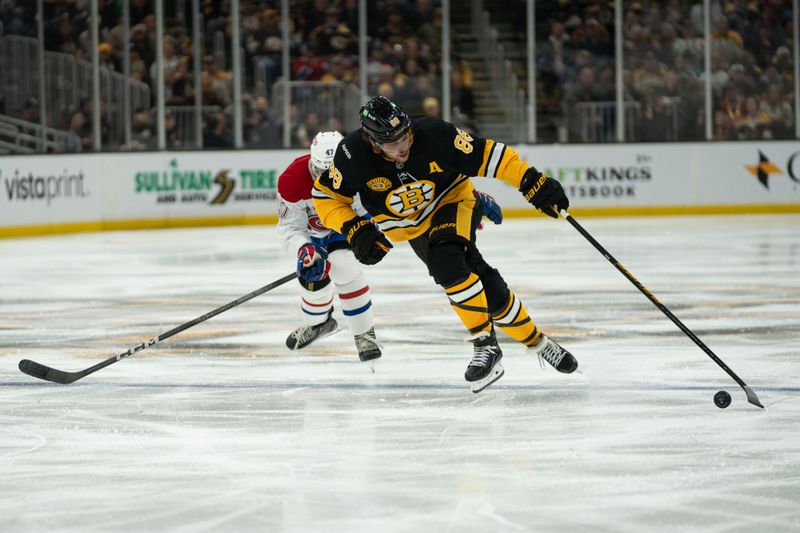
[{"x1": 745, "y1": 151, "x2": 782, "y2": 189}]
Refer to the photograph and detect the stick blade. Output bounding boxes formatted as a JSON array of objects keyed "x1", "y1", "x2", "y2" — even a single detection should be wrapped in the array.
[
  {"x1": 18, "y1": 359, "x2": 79, "y2": 384},
  {"x1": 743, "y1": 386, "x2": 764, "y2": 409}
]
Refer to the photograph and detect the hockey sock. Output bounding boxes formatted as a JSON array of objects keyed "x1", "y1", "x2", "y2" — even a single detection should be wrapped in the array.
[
  {"x1": 335, "y1": 274, "x2": 374, "y2": 335},
  {"x1": 299, "y1": 283, "x2": 335, "y2": 326},
  {"x1": 444, "y1": 273, "x2": 493, "y2": 335},
  {"x1": 492, "y1": 291, "x2": 542, "y2": 347}
]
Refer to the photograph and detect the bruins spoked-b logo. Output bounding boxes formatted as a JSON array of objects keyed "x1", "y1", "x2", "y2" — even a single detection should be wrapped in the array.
[{"x1": 386, "y1": 180, "x2": 435, "y2": 216}]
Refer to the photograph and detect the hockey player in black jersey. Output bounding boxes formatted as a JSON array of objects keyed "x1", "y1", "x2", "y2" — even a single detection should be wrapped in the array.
[{"x1": 312, "y1": 95, "x2": 578, "y2": 393}]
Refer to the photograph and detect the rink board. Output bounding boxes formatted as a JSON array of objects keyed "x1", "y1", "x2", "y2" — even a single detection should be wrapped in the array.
[{"x1": 1, "y1": 141, "x2": 799, "y2": 237}]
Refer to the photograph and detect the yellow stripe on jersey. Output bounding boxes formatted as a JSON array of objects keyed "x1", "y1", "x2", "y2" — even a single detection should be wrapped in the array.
[
  {"x1": 312, "y1": 177, "x2": 360, "y2": 233},
  {"x1": 478, "y1": 139, "x2": 495, "y2": 177},
  {"x1": 313, "y1": 180, "x2": 354, "y2": 204},
  {"x1": 493, "y1": 145, "x2": 531, "y2": 189},
  {"x1": 476, "y1": 139, "x2": 530, "y2": 188},
  {"x1": 456, "y1": 189, "x2": 476, "y2": 238}
]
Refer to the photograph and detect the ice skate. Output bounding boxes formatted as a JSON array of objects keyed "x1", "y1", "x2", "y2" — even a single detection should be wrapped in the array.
[
  {"x1": 464, "y1": 329, "x2": 504, "y2": 393},
  {"x1": 354, "y1": 327, "x2": 381, "y2": 364},
  {"x1": 531, "y1": 334, "x2": 578, "y2": 373},
  {"x1": 285, "y1": 311, "x2": 339, "y2": 350}
]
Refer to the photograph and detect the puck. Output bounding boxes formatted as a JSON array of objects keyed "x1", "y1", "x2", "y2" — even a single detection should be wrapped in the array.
[{"x1": 714, "y1": 390, "x2": 732, "y2": 409}]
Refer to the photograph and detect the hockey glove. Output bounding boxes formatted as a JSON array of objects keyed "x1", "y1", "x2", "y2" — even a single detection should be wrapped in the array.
[
  {"x1": 519, "y1": 167, "x2": 569, "y2": 218},
  {"x1": 297, "y1": 243, "x2": 330, "y2": 282},
  {"x1": 475, "y1": 190, "x2": 503, "y2": 225},
  {"x1": 341, "y1": 216, "x2": 393, "y2": 265}
]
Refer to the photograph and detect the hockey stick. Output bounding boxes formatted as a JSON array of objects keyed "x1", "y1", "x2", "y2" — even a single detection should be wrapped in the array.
[
  {"x1": 561, "y1": 210, "x2": 764, "y2": 409},
  {"x1": 18, "y1": 272, "x2": 298, "y2": 384}
]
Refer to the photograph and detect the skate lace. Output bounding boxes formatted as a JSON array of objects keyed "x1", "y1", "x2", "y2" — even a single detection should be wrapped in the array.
[
  {"x1": 536, "y1": 338, "x2": 565, "y2": 370},
  {"x1": 469, "y1": 344, "x2": 498, "y2": 368},
  {"x1": 292, "y1": 325, "x2": 318, "y2": 346},
  {"x1": 355, "y1": 328, "x2": 382, "y2": 351}
]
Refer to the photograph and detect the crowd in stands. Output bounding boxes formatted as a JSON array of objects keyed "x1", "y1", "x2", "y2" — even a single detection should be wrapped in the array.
[
  {"x1": 0, "y1": 0, "x2": 468, "y2": 150},
  {"x1": 532, "y1": 0, "x2": 796, "y2": 141},
  {"x1": 1, "y1": 0, "x2": 796, "y2": 150}
]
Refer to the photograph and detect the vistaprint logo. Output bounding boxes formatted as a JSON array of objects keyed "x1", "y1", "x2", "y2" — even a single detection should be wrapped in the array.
[
  {"x1": 2, "y1": 168, "x2": 89, "y2": 205},
  {"x1": 134, "y1": 159, "x2": 278, "y2": 204}
]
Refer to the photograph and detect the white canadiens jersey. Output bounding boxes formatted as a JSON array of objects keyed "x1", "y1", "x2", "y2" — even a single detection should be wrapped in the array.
[
  {"x1": 276, "y1": 154, "x2": 363, "y2": 254},
  {"x1": 276, "y1": 154, "x2": 330, "y2": 254}
]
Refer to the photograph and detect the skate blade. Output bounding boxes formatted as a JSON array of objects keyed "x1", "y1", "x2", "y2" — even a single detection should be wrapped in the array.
[{"x1": 470, "y1": 362, "x2": 505, "y2": 394}]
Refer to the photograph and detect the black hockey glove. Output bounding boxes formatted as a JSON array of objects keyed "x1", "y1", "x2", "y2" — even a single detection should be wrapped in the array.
[
  {"x1": 519, "y1": 167, "x2": 569, "y2": 218},
  {"x1": 341, "y1": 216, "x2": 393, "y2": 265}
]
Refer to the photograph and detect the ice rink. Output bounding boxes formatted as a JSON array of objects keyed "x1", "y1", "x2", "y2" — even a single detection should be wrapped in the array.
[{"x1": 1, "y1": 215, "x2": 799, "y2": 532}]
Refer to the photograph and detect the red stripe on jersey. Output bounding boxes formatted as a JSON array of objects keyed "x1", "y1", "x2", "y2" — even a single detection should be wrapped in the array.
[
  {"x1": 339, "y1": 286, "x2": 369, "y2": 300},
  {"x1": 277, "y1": 154, "x2": 314, "y2": 203},
  {"x1": 302, "y1": 297, "x2": 334, "y2": 307}
]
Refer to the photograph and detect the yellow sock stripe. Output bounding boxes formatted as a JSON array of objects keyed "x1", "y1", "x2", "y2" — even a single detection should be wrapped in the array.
[
  {"x1": 450, "y1": 302, "x2": 492, "y2": 334},
  {"x1": 444, "y1": 273, "x2": 481, "y2": 297},
  {"x1": 493, "y1": 294, "x2": 515, "y2": 322},
  {"x1": 493, "y1": 294, "x2": 523, "y2": 327},
  {"x1": 493, "y1": 295, "x2": 541, "y2": 346},
  {"x1": 445, "y1": 274, "x2": 491, "y2": 335},
  {"x1": 450, "y1": 302, "x2": 490, "y2": 313},
  {"x1": 505, "y1": 316, "x2": 532, "y2": 328},
  {"x1": 468, "y1": 320, "x2": 493, "y2": 335}
]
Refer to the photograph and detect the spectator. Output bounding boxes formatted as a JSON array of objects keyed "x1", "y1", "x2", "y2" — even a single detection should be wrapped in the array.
[
  {"x1": 736, "y1": 96, "x2": 770, "y2": 140},
  {"x1": 422, "y1": 96, "x2": 440, "y2": 118},
  {"x1": 451, "y1": 69, "x2": 475, "y2": 118},
  {"x1": 98, "y1": 42, "x2": 118, "y2": 71},
  {"x1": 201, "y1": 56, "x2": 232, "y2": 107},
  {"x1": 165, "y1": 57, "x2": 192, "y2": 106},
  {"x1": 149, "y1": 36, "x2": 180, "y2": 88},
  {"x1": 309, "y1": 7, "x2": 356, "y2": 56},
  {"x1": 64, "y1": 111, "x2": 87, "y2": 152},
  {"x1": 292, "y1": 44, "x2": 327, "y2": 81},
  {"x1": 293, "y1": 111, "x2": 321, "y2": 148},
  {"x1": 22, "y1": 98, "x2": 39, "y2": 123},
  {"x1": 759, "y1": 83, "x2": 794, "y2": 139},
  {"x1": 377, "y1": 82, "x2": 395, "y2": 99},
  {"x1": 131, "y1": 106, "x2": 155, "y2": 150},
  {"x1": 203, "y1": 109, "x2": 232, "y2": 148},
  {"x1": 164, "y1": 110, "x2": 183, "y2": 149},
  {"x1": 245, "y1": 96, "x2": 282, "y2": 148}
]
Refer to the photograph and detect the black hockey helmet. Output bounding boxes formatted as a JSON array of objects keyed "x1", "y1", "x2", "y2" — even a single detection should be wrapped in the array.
[{"x1": 359, "y1": 96, "x2": 411, "y2": 144}]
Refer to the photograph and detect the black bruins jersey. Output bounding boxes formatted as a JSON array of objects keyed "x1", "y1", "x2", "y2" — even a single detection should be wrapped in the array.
[{"x1": 313, "y1": 117, "x2": 531, "y2": 242}]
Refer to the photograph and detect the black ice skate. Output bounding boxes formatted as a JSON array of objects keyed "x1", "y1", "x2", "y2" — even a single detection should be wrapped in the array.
[
  {"x1": 354, "y1": 327, "x2": 382, "y2": 362},
  {"x1": 464, "y1": 329, "x2": 504, "y2": 393},
  {"x1": 531, "y1": 334, "x2": 578, "y2": 373},
  {"x1": 286, "y1": 311, "x2": 339, "y2": 350}
]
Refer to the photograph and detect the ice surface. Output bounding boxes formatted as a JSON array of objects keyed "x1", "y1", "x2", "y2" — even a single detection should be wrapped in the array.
[{"x1": 1, "y1": 216, "x2": 799, "y2": 532}]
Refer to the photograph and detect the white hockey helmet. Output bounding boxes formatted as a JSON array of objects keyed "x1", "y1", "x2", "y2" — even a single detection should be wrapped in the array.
[{"x1": 309, "y1": 131, "x2": 344, "y2": 178}]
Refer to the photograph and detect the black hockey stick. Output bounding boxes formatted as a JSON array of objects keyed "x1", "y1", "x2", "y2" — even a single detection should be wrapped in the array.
[
  {"x1": 18, "y1": 272, "x2": 298, "y2": 384},
  {"x1": 561, "y1": 210, "x2": 763, "y2": 408}
]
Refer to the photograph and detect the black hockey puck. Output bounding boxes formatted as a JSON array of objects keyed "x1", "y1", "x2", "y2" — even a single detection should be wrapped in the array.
[{"x1": 714, "y1": 390, "x2": 732, "y2": 409}]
